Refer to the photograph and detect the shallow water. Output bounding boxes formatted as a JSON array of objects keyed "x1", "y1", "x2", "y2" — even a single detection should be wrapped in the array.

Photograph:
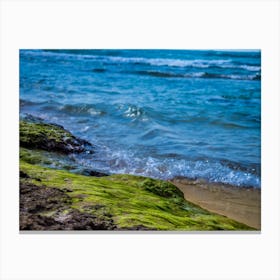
[{"x1": 20, "y1": 49, "x2": 261, "y2": 187}]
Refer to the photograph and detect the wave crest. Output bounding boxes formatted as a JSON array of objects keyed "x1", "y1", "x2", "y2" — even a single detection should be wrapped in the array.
[
  {"x1": 23, "y1": 50, "x2": 260, "y2": 71},
  {"x1": 133, "y1": 70, "x2": 261, "y2": 81},
  {"x1": 80, "y1": 148, "x2": 261, "y2": 188}
]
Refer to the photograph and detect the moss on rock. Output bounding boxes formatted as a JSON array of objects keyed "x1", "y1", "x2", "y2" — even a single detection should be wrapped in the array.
[
  {"x1": 20, "y1": 161, "x2": 254, "y2": 231},
  {"x1": 20, "y1": 120, "x2": 93, "y2": 154},
  {"x1": 138, "y1": 178, "x2": 184, "y2": 199},
  {"x1": 20, "y1": 147, "x2": 52, "y2": 165},
  {"x1": 19, "y1": 118, "x2": 256, "y2": 231}
]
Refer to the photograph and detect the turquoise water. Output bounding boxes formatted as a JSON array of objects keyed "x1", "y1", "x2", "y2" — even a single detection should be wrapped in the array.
[{"x1": 20, "y1": 49, "x2": 261, "y2": 187}]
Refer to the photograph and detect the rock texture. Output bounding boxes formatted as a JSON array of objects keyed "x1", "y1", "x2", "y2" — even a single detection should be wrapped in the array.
[
  {"x1": 20, "y1": 181, "x2": 116, "y2": 230},
  {"x1": 20, "y1": 120, "x2": 93, "y2": 154}
]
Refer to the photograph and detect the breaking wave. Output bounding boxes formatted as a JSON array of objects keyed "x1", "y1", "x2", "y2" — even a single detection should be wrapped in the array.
[{"x1": 133, "y1": 70, "x2": 261, "y2": 80}]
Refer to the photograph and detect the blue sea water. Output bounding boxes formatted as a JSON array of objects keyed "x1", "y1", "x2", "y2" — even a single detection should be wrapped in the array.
[{"x1": 20, "y1": 49, "x2": 261, "y2": 188}]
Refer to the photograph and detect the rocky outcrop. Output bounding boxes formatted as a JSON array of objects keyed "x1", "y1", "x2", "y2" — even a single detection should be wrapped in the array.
[
  {"x1": 20, "y1": 120, "x2": 93, "y2": 154},
  {"x1": 19, "y1": 117, "x2": 255, "y2": 231},
  {"x1": 20, "y1": 181, "x2": 116, "y2": 230}
]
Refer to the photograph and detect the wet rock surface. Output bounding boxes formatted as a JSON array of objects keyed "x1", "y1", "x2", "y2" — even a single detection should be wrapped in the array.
[{"x1": 81, "y1": 168, "x2": 109, "y2": 177}]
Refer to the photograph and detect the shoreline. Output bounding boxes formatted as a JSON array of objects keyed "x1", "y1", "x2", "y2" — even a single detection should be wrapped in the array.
[
  {"x1": 19, "y1": 117, "x2": 258, "y2": 230},
  {"x1": 171, "y1": 178, "x2": 261, "y2": 229}
]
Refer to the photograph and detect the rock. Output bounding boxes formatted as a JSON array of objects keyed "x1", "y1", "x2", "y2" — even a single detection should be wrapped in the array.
[
  {"x1": 138, "y1": 178, "x2": 184, "y2": 199},
  {"x1": 20, "y1": 170, "x2": 30, "y2": 178},
  {"x1": 62, "y1": 187, "x2": 73, "y2": 193},
  {"x1": 20, "y1": 120, "x2": 94, "y2": 154},
  {"x1": 20, "y1": 182, "x2": 116, "y2": 230},
  {"x1": 81, "y1": 168, "x2": 109, "y2": 177},
  {"x1": 20, "y1": 183, "x2": 71, "y2": 213},
  {"x1": 119, "y1": 225, "x2": 158, "y2": 231}
]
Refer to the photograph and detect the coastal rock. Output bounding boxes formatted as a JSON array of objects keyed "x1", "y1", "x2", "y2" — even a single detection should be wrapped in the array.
[
  {"x1": 138, "y1": 178, "x2": 184, "y2": 199},
  {"x1": 81, "y1": 168, "x2": 109, "y2": 177},
  {"x1": 119, "y1": 225, "x2": 158, "y2": 231},
  {"x1": 20, "y1": 162, "x2": 254, "y2": 230},
  {"x1": 20, "y1": 120, "x2": 94, "y2": 154},
  {"x1": 20, "y1": 182, "x2": 116, "y2": 230},
  {"x1": 20, "y1": 170, "x2": 30, "y2": 178}
]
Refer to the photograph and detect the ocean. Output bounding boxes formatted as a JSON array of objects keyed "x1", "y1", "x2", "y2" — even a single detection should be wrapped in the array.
[{"x1": 20, "y1": 49, "x2": 261, "y2": 188}]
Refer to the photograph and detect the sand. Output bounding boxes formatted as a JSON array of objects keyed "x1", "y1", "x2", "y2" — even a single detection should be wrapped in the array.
[{"x1": 171, "y1": 178, "x2": 261, "y2": 229}]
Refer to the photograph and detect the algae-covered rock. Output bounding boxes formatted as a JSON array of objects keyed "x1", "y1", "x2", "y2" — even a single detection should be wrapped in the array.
[
  {"x1": 20, "y1": 147, "x2": 110, "y2": 178},
  {"x1": 20, "y1": 181, "x2": 116, "y2": 230},
  {"x1": 19, "y1": 117, "x2": 255, "y2": 231},
  {"x1": 81, "y1": 168, "x2": 109, "y2": 177},
  {"x1": 20, "y1": 147, "x2": 53, "y2": 165},
  {"x1": 138, "y1": 178, "x2": 184, "y2": 199},
  {"x1": 20, "y1": 161, "x2": 254, "y2": 231},
  {"x1": 20, "y1": 120, "x2": 93, "y2": 154}
]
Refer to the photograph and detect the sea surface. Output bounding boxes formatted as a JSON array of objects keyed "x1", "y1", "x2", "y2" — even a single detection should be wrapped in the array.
[{"x1": 20, "y1": 49, "x2": 261, "y2": 188}]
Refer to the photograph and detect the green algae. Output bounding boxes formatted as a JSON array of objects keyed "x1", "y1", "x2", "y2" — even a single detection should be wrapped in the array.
[
  {"x1": 19, "y1": 119, "x2": 255, "y2": 230},
  {"x1": 138, "y1": 178, "x2": 184, "y2": 199},
  {"x1": 20, "y1": 120, "x2": 90, "y2": 154},
  {"x1": 20, "y1": 161, "x2": 254, "y2": 230},
  {"x1": 20, "y1": 147, "x2": 78, "y2": 170},
  {"x1": 20, "y1": 120, "x2": 73, "y2": 145},
  {"x1": 20, "y1": 147, "x2": 52, "y2": 165}
]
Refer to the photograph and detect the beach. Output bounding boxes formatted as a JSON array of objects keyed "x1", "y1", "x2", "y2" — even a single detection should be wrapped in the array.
[
  {"x1": 172, "y1": 178, "x2": 261, "y2": 229},
  {"x1": 19, "y1": 49, "x2": 261, "y2": 230},
  {"x1": 19, "y1": 119, "x2": 255, "y2": 230}
]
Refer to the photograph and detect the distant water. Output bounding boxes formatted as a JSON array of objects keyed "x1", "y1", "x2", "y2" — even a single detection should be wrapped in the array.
[{"x1": 20, "y1": 49, "x2": 261, "y2": 188}]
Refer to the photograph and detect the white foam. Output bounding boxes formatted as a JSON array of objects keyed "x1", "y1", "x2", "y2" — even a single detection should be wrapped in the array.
[
  {"x1": 107, "y1": 56, "x2": 231, "y2": 68},
  {"x1": 23, "y1": 50, "x2": 260, "y2": 72},
  {"x1": 80, "y1": 147, "x2": 261, "y2": 188},
  {"x1": 239, "y1": 65, "x2": 261, "y2": 71}
]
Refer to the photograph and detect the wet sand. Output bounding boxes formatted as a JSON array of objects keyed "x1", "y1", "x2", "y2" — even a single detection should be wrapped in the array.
[{"x1": 171, "y1": 178, "x2": 261, "y2": 229}]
